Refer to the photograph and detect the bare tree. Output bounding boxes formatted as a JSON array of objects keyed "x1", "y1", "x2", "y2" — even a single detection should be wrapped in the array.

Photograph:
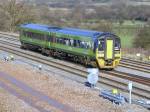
[
  {"x1": 71, "y1": 4, "x2": 86, "y2": 22},
  {"x1": 0, "y1": 0, "x2": 35, "y2": 32}
]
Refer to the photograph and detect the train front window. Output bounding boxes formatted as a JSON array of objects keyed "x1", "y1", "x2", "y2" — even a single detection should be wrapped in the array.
[
  {"x1": 115, "y1": 38, "x2": 121, "y2": 50},
  {"x1": 98, "y1": 39, "x2": 104, "y2": 51}
]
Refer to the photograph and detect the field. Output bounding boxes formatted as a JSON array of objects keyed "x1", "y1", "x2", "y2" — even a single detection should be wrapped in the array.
[
  {"x1": 113, "y1": 20, "x2": 146, "y2": 48},
  {"x1": 115, "y1": 29, "x2": 135, "y2": 48}
]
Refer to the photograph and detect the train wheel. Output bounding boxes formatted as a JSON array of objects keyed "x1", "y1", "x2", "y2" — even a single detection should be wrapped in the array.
[
  {"x1": 85, "y1": 60, "x2": 88, "y2": 67},
  {"x1": 20, "y1": 45, "x2": 24, "y2": 49},
  {"x1": 107, "y1": 68, "x2": 114, "y2": 71},
  {"x1": 83, "y1": 57, "x2": 88, "y2": 67},
  {"x1": 20, "y1": 43, "x2": 27, "y2": 49},
  {"x1": 49, "y1": 49, "x2": 54, "y2": 56},
  {"x1": 41, "y1": 48, "x2": 48, "y2": 56}
]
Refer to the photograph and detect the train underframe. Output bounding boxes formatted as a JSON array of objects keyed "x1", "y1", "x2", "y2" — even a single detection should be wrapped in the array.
[
  {"x1": 20, "y1": 42, "x2": 97, "y2": 67},
  {"x1": 20, "y1": 42, "x2": 119, "y2": 69}
]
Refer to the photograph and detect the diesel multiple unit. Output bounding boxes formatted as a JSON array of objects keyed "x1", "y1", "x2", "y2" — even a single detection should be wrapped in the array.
[{"x1": 19, "y1": 23, "x2": 121, "y2": 69}]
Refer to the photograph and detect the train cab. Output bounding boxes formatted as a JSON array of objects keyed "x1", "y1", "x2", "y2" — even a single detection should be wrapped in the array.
[{"x1": 96, "y1": 34, "x2": 121, "y2": 69}]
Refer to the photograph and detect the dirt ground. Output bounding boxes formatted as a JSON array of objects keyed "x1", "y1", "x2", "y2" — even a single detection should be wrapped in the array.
[
  {"x1": 0, "y1": 60, "x2": 149, "y2": 112},
  {"x1": 0, "y1": 87, "x2": 39, "y2": 112}
]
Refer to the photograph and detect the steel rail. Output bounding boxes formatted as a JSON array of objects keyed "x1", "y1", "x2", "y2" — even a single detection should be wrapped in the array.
[
  {"x1": 119, "y1": 62, "x2": 150, "y2": 74},
  {"x1": 0, "y1": 37, "x2": 149, "y2": 85},
  {"x1": 121, "y1": 59, "x2": 150, "y2": 67},
  {"x1": 0, "y1": 39, "x2": 149, "y2": 86},
  {"x1": 0, "y1": 33, "x2": 149, "y2": 73},
  {"x1": 122, "y1": 57, "x2": 150, "y2": 66},
  {"x1": 0, "y1": 36, "x2": 149, "y2": 82},
  {"x1": 105, "y1": 70, "x2": 150, "y2": 86},
  {"x1": 0, "y1": 42, "x2": 150, "y2": 99}
]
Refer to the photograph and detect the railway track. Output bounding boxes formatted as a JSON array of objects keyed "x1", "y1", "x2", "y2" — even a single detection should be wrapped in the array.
[
  {"x1": 122, "y1": 57, "x2": 150, "y2": 65},
  {"x1": 106, "y1": 70, "x2": 150, "y2": 86},
  {"x1": 0, "y1": 33, "x2": 149, "y2": 74},
  {"x1": 0, "y1": 38, "x2": 149, "y2": 85},
  {"x1": 0, "y1": 38, "x2": 150, "y2": 100},
  {"x1": 119, "y1": 61, "x2": 150, "y2": 74}
]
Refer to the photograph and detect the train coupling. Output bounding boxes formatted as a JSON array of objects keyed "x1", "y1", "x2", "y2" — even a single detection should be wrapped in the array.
[{"x1": 105, "y1": 60, "x2": 113, "y2": 65}]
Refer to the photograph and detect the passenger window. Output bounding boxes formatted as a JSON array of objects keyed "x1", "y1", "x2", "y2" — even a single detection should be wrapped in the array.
[
  {"x1": 70, "y1": 39, "x2": 74, "y2": 46},
  {"x1": 51, "y1": 36, "x2": 92, "y2": 49},
  {"x1": 64, "y1": 39, "x2": 69, "y2": 46},
  {"x1": 98, "y1": 39, "x2": 104, "y2": 51}
]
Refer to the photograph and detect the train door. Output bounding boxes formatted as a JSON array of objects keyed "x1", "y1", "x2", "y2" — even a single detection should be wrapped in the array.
[{"x1": 105, "y1": 38, "x2": 114, "y2": 60}]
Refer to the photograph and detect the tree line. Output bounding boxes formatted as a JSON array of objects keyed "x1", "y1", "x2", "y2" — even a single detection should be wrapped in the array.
[{"x1": 0, "y1": 0, "x2": 149, "y2": 49}]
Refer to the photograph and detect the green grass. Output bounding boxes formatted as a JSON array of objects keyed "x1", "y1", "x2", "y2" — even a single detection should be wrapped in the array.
[
  {"x1": 112, "y1": 20, "x2": 146, "y2": 48},
  {"x1": 113, "y1": 20, "x2": 146, "y2": 27},
  {"x1": 117, "y1": 31, "x2": 134, "y2": 48},
  {"x1": 113, "y1": 27, "x2": 137, "y2": 48}
]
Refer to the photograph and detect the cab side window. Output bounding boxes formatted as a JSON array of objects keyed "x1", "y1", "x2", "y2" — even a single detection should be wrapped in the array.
[
  {"x1": 98, "y1": 39, "x2": 105, "y2": 51},
  {"x1": 115, "y1": 38, "x2": 121, "y2": 50}
]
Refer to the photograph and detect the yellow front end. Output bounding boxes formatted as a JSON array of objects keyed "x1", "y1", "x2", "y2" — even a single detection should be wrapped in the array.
[{"x1": 96, "y1": 39, "x2": 121, "y2": 69}]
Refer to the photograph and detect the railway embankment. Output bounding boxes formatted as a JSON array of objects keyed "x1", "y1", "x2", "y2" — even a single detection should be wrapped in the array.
[
  {"x1": 0, "y1": 55, "x2": 149, "y2": 112},
  {"x1": 0, "y1": 32, "x2": 149, "y2": 111}
]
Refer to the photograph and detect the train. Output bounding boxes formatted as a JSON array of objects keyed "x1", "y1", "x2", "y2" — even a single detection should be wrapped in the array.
[{"x1": 19, "y1": 23, "x2": 121, "y2": 69}]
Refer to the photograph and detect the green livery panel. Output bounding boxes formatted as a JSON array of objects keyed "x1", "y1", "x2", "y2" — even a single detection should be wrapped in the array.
[
  {"x1": 19, "y1": 23, "x2": 121, "y2": 69},
  {"x1": 20, "y1": 33, "x2": 95, "y2": 58}
]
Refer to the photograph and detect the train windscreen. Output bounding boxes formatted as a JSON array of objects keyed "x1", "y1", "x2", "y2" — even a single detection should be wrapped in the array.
[
  {"x1": 98, "y1": 39, "x2": 105, "y2": 51},
  {"x1": 115, "y1": 38, "x2": 121, "y2": 50}
]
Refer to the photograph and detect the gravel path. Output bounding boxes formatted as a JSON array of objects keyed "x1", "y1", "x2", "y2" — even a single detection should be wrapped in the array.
[
  {"x1": 0, "y1": 71, "x2": 73, "y2": 112},
  {"x1": 0, "y1": 60, "x2": 149, "y2": 112},
  {"x1": 0, "y1": 87, "x2": 39, "y2": 112}
]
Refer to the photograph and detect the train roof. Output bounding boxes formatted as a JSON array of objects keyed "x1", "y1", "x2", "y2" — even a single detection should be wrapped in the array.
[{"x1": 20, "y1": 23, "x2": 111, "y2": 39}]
